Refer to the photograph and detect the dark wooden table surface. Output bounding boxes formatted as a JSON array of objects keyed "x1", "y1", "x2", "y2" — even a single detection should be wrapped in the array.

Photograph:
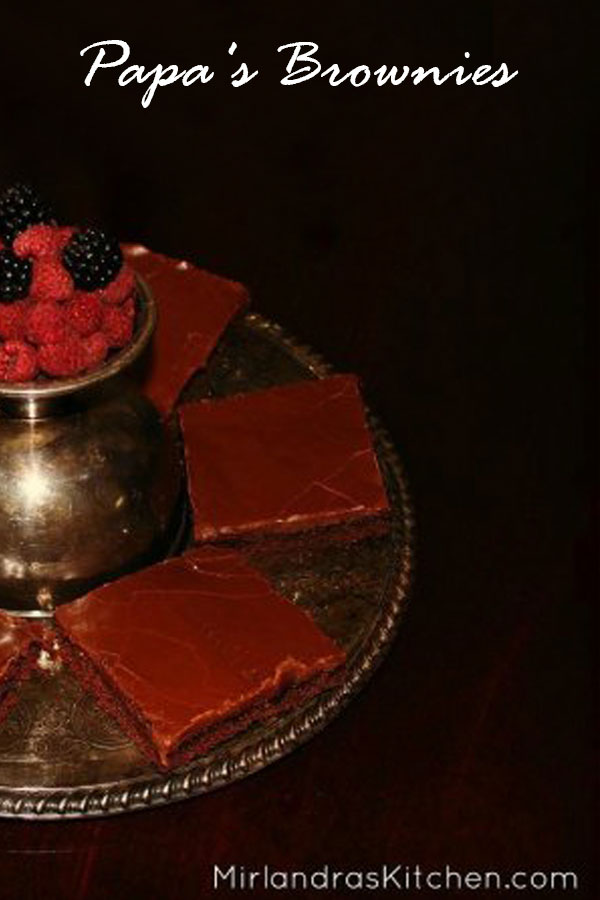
[{"x1": 0, "y1": 2, "x2": 594, "y2": 898}]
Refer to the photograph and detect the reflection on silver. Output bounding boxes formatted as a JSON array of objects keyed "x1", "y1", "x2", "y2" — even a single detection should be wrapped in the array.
[{"x1": 17, "y1": 465, "x2": 52, "y2": 508}]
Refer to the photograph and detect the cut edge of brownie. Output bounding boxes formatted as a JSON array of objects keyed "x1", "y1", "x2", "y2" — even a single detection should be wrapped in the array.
[
  {"x1": 54, "y1": 630, "x2": 346, "y2": 771},
  {"x1": 0, "y1": 643, "x2": 45, "y2": 727},
  {"x1": 169, "y1": 665, "x2": 345, "y2": 769},
  {"x1": 54, "y1": 632, "x2": 161, "y2": 767}
]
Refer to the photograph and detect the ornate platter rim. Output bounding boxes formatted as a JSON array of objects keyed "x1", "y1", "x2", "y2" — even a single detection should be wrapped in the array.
[{"x1": 0, "y1": 312, "x2": 414, "y2": 820}]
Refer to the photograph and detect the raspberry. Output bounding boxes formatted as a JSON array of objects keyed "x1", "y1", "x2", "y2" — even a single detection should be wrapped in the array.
[
  {"x1": 0, "y1": 184, "x2": 54, "y2": 246},
  {"x1": 26, "y1": 301, "x2": 72, "y2": 346},
  {"x1": 102, "y1": 296, "x2": 135, "y2": 348},
  {"x1": 0, "y1": 340, "x2": 38, "y2": 382},
  {"x1": 0, "y1": 300, "x2": 29, "y2": 340},
  {"x1": 38, "y1": 335, "x2": 88, "y2": 377},
  {"x1": 62, "y1": 228, "x2": 123, "y2": 291},
  {"x1": 68, "y1": 293, "x2": 103, "y2": 337},
  {"x1": 55, "y1": 227, "x2": 75, "y2": 250},
  {"x1": 13, "y1": 224, "x2": 64, "y2": 260},
  {"x1": 30, "y1": 259, "x2": 74, "y2": 302},
  {"x1": 97, "y1": 264, "x2": 136, "y2": 305},
  {"x1": 83, "y1": 332, "x2": 109, "y2": 369}
]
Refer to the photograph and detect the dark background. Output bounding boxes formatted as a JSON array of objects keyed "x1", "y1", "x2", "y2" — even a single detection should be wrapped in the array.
[{"x1": 0, "y1": 2, "x2": 595, "y2": 898}]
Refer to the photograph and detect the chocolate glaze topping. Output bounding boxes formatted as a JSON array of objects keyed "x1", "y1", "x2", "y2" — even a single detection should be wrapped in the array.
[
  {"x1": 124, "y1": 245, "x2": 248, "y2": 415},
  {"x1": 55, "y1": 547, "x2": 345, "y2": 765},
  {"x1": 179, "y1": 374, "x2": 390, "y2": 542}
]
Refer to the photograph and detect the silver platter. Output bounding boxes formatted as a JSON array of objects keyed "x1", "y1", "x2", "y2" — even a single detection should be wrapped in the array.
[{"x1": 0, "y1": 312, "x2": 413, "y2": 819}]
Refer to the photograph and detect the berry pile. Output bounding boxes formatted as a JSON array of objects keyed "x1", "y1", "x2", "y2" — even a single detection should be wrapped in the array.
[{"x1": 0, "y1": 184, "x2": 137, "y2": 382}]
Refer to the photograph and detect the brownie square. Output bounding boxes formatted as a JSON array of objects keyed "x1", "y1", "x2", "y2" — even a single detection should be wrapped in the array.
[
  {"x1": 179, "y1": 374, "x2": 389, "y2": 543},
  {"x1": 125, "y1": 245, "x2": 248, "y2": 415},
  {"x1": 54, "y1": 547, "x2": 345, "y2": 769}
]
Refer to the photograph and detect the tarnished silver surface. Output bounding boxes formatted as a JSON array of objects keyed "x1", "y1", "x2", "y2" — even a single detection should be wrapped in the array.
[
  {"x1": 0, "y1": 280, "x2": 186, "y2": 614},
  {"x1": 0, "y1": 312, "x2": 413, "y2": 818}
]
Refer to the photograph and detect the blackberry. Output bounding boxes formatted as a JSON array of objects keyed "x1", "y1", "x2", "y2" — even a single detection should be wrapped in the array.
[
  {"x1": 62, "y1": 228, "x2": 123, "y2": 291},
  {"x1": 0, "y1": 249, "x2": 32, "y2": 302},
  {"x1": 0, "y1": 183, "x2": 55, "y2": 245}
]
